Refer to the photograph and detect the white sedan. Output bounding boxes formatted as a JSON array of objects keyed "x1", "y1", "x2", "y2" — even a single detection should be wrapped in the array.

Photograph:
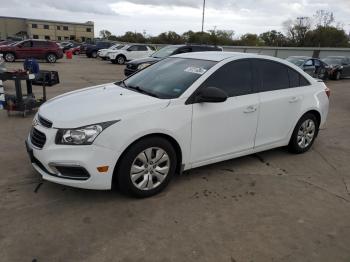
[
  {"x1": 97, "y1": 44, "x2": 124, "y2": 60},
  {"x1": 26, "y1": 52, "x2": 329, "y2": 197}
]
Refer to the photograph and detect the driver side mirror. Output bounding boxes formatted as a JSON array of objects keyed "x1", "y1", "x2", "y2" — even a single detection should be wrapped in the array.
[{"x1": 194, "y1": 86, "x2": 228, "y2": 103}]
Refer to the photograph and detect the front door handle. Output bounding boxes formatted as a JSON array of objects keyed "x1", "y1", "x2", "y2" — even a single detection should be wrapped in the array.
[{"x1": 244, "y1": 105, "x2": 257, "y2": 113}]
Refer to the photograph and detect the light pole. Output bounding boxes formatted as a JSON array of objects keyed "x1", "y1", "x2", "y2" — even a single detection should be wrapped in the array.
[{"x1": 201, "y1": 0, "x2": 206, "y2": 33}]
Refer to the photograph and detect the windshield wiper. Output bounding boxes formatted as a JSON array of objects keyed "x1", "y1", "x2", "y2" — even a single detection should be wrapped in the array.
[{"x1": 127, "y1": 85, "x2": 159, "y2": 98}]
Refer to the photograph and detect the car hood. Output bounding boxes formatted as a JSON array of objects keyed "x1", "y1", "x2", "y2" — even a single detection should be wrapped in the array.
[
  {"x1": 38, "y1": 83, "x2": 170, "y2": 128},
  {"x1": 128, "y1": 57, "x2": 161, "y2": 65}
]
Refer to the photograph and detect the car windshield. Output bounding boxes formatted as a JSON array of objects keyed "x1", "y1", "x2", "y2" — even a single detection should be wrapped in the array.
[
  {"x1": 286, "y1": 57, "x2": 307, "y2": 66},
  {"x1": 322, "y1": 57, "x2": 344, "y2": 65},
  {"x1": 110, "y1": 44, "x2": 124, "y2": 50},
  {"x1": 152, "y1": 46, "x2": 180, "y2": 58},
  {"x1": 119, "y1": 57, "x2": 216, "y2": 99}
]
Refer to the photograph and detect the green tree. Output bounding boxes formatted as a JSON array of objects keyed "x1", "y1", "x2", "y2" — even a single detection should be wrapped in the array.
[
  {"x1": 259, "y1": 30, "x2": 287, "y2": 46},
  {"x1": 305, "y1": 26, "x2": 349, "y2": 47},
  {"x1": 240, "y1": 34, "x2": 262, "y2": 46},
  {"x1": 117, "y1": 31, "x2": 146, "y2": 43},
  {"x1": 151, "y1": 31, "x2": 183, "y2": 44}
]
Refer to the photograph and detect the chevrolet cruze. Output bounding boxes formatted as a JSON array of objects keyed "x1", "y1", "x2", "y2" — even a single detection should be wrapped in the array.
[{"x1": 26, "y1": 52, "x2": 330, "y2": 197}]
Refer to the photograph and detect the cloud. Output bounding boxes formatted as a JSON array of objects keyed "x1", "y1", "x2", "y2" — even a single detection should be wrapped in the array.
[{"x1": 0, "y1": 0, "x2": 349, "y2": 36}]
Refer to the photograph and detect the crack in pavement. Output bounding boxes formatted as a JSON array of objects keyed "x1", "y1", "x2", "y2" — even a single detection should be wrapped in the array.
[
  {"x1": 254, "y1": 153, "x2": 350, "y2": 204},
  {"x1": 312, "y1": 148, "x2": 350, "y2": 196}
]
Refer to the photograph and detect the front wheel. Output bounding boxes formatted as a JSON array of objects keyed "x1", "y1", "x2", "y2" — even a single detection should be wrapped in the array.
[
  {"x1": 116, "y1": 55, "x2": 126, "y2": 65},
  {"x1": 288, "y1": 113, "x2": 319, "y2": 154},
  {"x1": 116, "y1": 137, "x2": 177, "y2": 198}
]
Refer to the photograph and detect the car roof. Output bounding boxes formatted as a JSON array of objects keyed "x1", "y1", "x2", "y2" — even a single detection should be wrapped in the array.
[
  {"x1": 173, "y1": 51, "x2": 259, "y2": 62},
  {"x1": 288, "y1": 56, "x2": 311, "y2": 59}
]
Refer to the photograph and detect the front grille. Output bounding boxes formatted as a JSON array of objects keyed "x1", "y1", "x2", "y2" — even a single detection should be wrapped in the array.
[
  {"x1": 30, "y1": 128, "x2": 46, "y2": 149},
  {"x1": 38, "y1": 115, "x2": 52, "y2": 128}
]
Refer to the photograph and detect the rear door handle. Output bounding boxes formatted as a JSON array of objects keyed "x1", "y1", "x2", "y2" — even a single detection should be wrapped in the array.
[
  {"x1": 244, "y1": 105, "x2": 257, "y2": 113},
  {"x1": 289, "y1": 96, "x2": 301, "y2": 103}
]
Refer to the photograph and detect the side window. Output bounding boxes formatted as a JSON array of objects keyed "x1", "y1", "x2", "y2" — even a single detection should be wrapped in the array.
[
  {"x1": 256, "y1": 60, "x2": 289, "y2": 92},
  {"x1": 288, "y1": 68, "x2": 311, "y2": 88},
  {"x1": 200, "y1": 60, "x2": 253, "y2": 97},
  {"x1": 33, "y1": 41, "x2": 50, "y2": 47},
  {"x1": 314, "y1": 59, "x2": 320, "y2": 67},
  {"x1": 21, "y1": 41, "x2": 32, "y2": 48},
  {"x1": 304, "y1": 60, "x2": 313, "y2": 66},
  {"x1": 137, "y1": 45, "x2": 148, "y2": 51},
  {"x1": 127, "y1": 45, "x2": 138, "y2": 51}
]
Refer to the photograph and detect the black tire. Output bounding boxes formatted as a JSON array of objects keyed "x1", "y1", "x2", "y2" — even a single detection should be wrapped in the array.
[
  {"x1": 288, "y1": 113, "x2": 319, "y2": 154},
  {"x1": 4, "y1": 52, "x2": 15, "y2": 62},
  {"x1": 116, "y1": 136, "x2": 177, "y2": 198},
  {"x1": 101, "y1": 57, "x2": 107, "y2": 60},
  {"x1": 116, "y1": 55, "x2": 126, "y2": 65},
  {"x1": 46, "y1": 53, "x2": 57, "y2": 63},
  {"x1": 91, "y1": 51, "x2": 97, "y2": 58}
]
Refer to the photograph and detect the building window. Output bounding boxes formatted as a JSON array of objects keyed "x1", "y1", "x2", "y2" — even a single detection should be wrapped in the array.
[
  {"x1": 44, "y1": 35, "x2": 50, "y2": 40},
  {"x1": 63, "y1": 26, "x2": 68, "y2": 31},
  {"x1": 57, "y1": 36, "x2": 62, "y2": 40},
  {"x1": 33, "y1": 35, "x2": 39, "y2": 39},
  {"x1": 70, "y1": 35, "x2": 75, "y2": 40},
  {"x1": 64, "y1": 36, "x2": 69, "y2": 40},
  {"x1": 44, "y1": 25, "x2": 49, "y2": 29},
  {"x1": 32, "y1": 24, "x2": 37, "y2": 28},
  {"x1": 57, "y1": 26, "x2": 61, "y2": 30},
  {"x1": 86, "y1": 28, "x2": 92, "y2": 32}
]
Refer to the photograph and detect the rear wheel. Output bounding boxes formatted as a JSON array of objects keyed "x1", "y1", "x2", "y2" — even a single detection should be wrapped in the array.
[
  {"x1": 46, "y1": 53, "x2": 57, "y2": 63},
  {"x1": 288, "y1": 113, "x2": 319, "y2": 154},
  {"x1": 116, "y1": 137, "x2": 177, "y2": 198},
  {"x1": 4, "y1": 52, "x2": 15, "y2": 62}
]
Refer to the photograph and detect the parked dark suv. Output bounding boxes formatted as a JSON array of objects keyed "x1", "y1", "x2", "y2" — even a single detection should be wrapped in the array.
[
  {"x1": 0, "y1": 39, "x2": 63, "y2": 63},
  {"x1": 86, "y1": 42, "x2": 114, "y2": 58},
  {"x1": 124, "y1": 44, "x2": 223, "y2": 76}
]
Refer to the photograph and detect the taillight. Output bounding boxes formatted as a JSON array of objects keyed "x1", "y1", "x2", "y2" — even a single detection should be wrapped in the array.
[{"x1": 325, "y1": 87, "x2": 330, "y2": 98}]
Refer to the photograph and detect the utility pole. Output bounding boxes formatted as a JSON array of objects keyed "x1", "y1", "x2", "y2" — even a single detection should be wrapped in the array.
[{"x1": 201, "y1": 0, "x2": 206, "y2": 33}]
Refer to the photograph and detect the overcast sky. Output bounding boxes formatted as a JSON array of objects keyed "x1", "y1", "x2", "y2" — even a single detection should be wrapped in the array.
[{"x1": 1, "y1": 0, "x2": 350, "y2": 37}]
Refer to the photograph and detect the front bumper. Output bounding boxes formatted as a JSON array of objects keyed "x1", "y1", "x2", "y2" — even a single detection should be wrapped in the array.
[{"x1": 25, "y1": 125, "x2": 118, "y2": 190}]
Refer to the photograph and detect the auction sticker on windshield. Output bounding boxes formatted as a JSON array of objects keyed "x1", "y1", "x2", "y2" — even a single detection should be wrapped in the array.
[{"x1": 184, "y1": 67, "x2": 207, "y2": 75}]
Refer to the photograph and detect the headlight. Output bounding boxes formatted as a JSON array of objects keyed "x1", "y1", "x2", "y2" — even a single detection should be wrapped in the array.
[
  {"x1": 138, "y1": 63, "x2": 151, "y2": 70},
  {"x1": 55, "y1": 121, "x2": 119, "y2": 145}
]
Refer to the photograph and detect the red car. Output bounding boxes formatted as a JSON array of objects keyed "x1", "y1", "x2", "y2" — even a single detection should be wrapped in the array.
[
  {"x1": 0, "y1": 39, "x2": 63, "y2": 63},
  {"x1": 69, "y1": 45, "x2": 81, "y2": 55}
]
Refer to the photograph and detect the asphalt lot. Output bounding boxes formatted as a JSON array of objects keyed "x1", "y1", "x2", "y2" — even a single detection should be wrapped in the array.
[{"x1": 1, "y1": 56, "x2": 350, "y2": 262}]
